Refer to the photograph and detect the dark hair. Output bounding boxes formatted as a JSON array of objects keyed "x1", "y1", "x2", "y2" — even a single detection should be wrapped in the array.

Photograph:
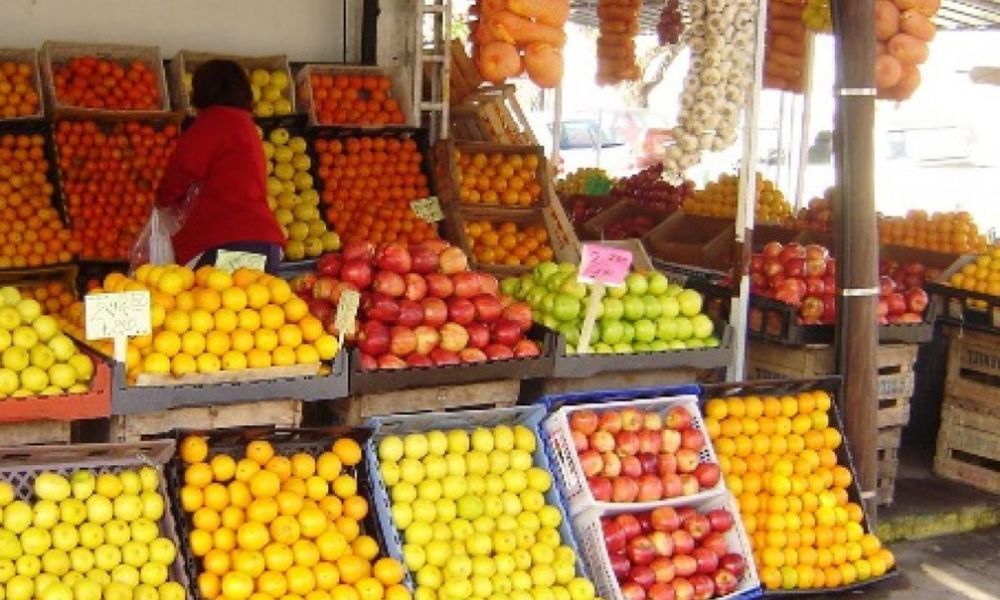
[{"x1": 192, "y1": 59, "x2": 253, "y2": 111}]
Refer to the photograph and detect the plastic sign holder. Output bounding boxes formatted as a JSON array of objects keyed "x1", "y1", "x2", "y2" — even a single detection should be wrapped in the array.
[{"x1": 84, "y1": 291, "x2": 152, "y2": 363}]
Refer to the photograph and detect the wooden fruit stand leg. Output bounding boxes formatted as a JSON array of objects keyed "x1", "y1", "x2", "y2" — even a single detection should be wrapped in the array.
[
  {"x1": 109, "y1": 399, "x2": 303, "y2": 442},
  {"x1": 332, "y1": 380, "x2": 520, "y2": 426}
]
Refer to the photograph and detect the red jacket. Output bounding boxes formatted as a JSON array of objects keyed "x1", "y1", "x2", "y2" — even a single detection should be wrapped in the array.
[{"x1": 155, "y1": 105, "x2": 285, "y2": 265}]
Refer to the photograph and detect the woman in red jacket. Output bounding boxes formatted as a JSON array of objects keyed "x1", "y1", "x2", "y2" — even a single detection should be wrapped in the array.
[{"x1": 155, "y1": 60, "x2": 285, "y2": 272}]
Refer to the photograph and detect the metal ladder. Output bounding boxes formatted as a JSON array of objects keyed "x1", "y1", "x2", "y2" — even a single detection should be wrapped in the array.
[{"x1": 414, "y1": 0, "x2": 452, "y2": 143}]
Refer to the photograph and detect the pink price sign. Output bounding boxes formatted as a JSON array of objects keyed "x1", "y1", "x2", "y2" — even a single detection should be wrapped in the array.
[{"x1": 578, "y1": 243, "x2": 633, "y2": 286}]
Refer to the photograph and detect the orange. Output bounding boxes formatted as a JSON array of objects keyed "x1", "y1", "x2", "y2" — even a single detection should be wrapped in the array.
[
  {"x1": 336, "y1": 555, "x2": 370, "y2": 585},
  {"x1": 291, "y1": 454, "x2": 317, "y2": 479},
  {"x1": 257, "y1": 571, "x2": 289, "y2": 598},
  {"x1": 264, "y1": 543, "x2": 295, "y2": 572},
  {"x1": 190, "y1": 529, "x2": 214, "y2": 557},
  {"x1": 221, "y1": 572, "x2": 254, "y2": 600},
  {"x1": 266, "y1": 456, "x2": 293, "y2": 481},
  {"x1": 293, "y1": 539, "x2": 321, "y2": 568},
  {"x1": 332, "y1": 475, "x2": 358, "y2": 499},
  {"x1": 348, "y1": 537, "x2": 376, "y2": 563},
  {"x1": 181, "y1": 486, "x2": 204, "y2": 512},
  {"x1": 250, "y1": 470, "x2": 281, "y2": 498},
  {"x1": 314, "y1": 562, "x2": 340, "y2": 591},
  {"x1": 283, "y1": 477, "x2": 308, "y2": 497},
  {"x1": 335, "y1": 517, "x2": 360, "y2": 542},
  {"x1": 203, "y1": 549, "x2": 231, "y2": 575},
  {"x1": 238, "y1": 521, "x2": 271, "y2": 551},
  {"x1": 229, "y1": 481, "x2": 253, "y2": 508},
  {"x1": 832, "y1": 465, "x2": 853, "y2": 488},
  {"x1": 316, "y1": 453, "x2": 343, "y2": 482},
  {"x1": 355, "y1": 577, "x2": 383, "y2": 600},
  {"x1": 180, "y1": 436, "x2": 209, "y2": 464},
  {"x1": 332, "y1": 439, "x2": 362, "y2": 466},
  {"x1": 271, "y1": 515, "x2": 302, "y2": 545},
  {"x1": 193, "y1": 507, "x2": 222, "y2": 532},
  {"x1": 318, "y1": 497, "x2": 344, "y2": 521},
  {"x1": 247, "y1": 498, "x2": 279, "y2": 523},
  {"x1": 316, "y1": 530, "x2": 349, "y2": 562},
  {"x1": 287, "y1": 565, "x2": 317, "y2": 596},
  {"x1": 233, "y1": 548, "x2": 267, "y2": 577},
  {"x1": 203, "y1": 483, "x2": 231, "y2": 511},
  {"x1": 199, "y1": 572, "x2": 221, "y2": 599},
  {"x1": 277, "y1": 491, "x2": 305, "y2": 516},
  {"x1": 305, "y1": 476, "x2": 329, "y2": 501},
  {"x1": 247, "y1": 440, "x2": 276, "y2": 466},
  {"x1": 214, "y1": 527, "x2": 237, "y2": 552},
  {"x1": 298, "y1": 507, "x2": 328, "y2": 539},
  {"x1": 342, "y1": 496, "x2": 368, "y2": 522}
]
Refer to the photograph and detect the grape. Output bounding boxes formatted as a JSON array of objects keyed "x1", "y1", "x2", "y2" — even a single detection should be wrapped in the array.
[{"x1": 658, "y1": 0, "x2": 685, "y2": 45}]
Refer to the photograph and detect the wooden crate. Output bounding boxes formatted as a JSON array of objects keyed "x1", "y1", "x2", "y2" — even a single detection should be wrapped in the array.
[
  {"x1": 945, "y1": 328, "x2": 1000, "y2": 404},
  {"x1": 934, "y1": 393, "x2": 1000, "y2": 494},
  {"x1": 109, "y1": 399, "x2": 301, "y2": 442},
  {"x1": 0, "y1": 420, "x2": 72, "y2": 445},
  {"x1": 877, "y1": 426, "x2": 903, "y2": 505},
  {"x1": 0, "y1": 48, "x2": 44, "y2": 120},
  {"x1": 451, "y1": 84, "x2": 536, "y2": 145},
  {"x1": 747, "y1": 341, "x2": 918, "y2": 429},
  {"x1": 449, "y1": 39, "x2": 482, "y2": 104},
  {"x1": 332, "y1": 379, "x2": 519, "y2": 426},
  {"x1": 295, "y1": 63, "x2": 413, "y2": 127},
  {"x1": 167, "y1": 50, "x2": 294, "y2": 115}
]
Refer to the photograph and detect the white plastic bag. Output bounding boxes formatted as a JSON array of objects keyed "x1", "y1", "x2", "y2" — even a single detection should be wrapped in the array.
[{"x1": 130, "y1": 184, "x2": 197, "y2": 269}]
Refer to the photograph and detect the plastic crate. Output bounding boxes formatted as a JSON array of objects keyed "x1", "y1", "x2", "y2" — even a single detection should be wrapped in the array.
[
  {"x1": 159, "y1": 426, "x2": 382, "y2": 600},
  {"x1": 573, "y1": 494, "x2": 762, "y2": 600},
  {"x1": 544, "y1": 395, "x2": 724, "y2": 516},
  {"x1": 0, "y1": 48, "x2": 44, "y2": 120},
  {"x1": 364, "y1": 405, "x2": 589, "y2": 590},
  {"x1": 0, "y1": 345, "x2": 111, "y2": 423},
  {"x1": 0, "y1": 440, "x2": 190, "y2": 593}
]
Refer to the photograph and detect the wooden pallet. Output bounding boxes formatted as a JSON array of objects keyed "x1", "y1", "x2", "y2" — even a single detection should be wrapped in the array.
[
  {"x1": 747, "y1": 341, "x2": 918, "y2": 429},
  {"x1": 109, "y1": 399, "x2": 302, "y2": 442},
  {"x1": 945, "y1": 328, "x2": 1000, "y2": 404},
  {"x1": 331, "y1": 379, "x2": 520, "y2": 426},
  {"x1": 0, "y1": 420, "x2": 72, "y2": 445},
  {"x1": 451, "y1": 84, "x2": 536, "y2": 145},
  {"x1": 934, "y1": 393, "x2": 1000, "y2": 494},
  {"x1": 877, "y1": 426, "x2": 903, "y2": 505},
  {"x1": 449, "y1": 39, "x2": 482, "y2": 104}
]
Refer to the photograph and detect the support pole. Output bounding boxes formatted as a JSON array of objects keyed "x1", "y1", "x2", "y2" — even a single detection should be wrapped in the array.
[{"x1": 831, "y1": 0, "x2": 879, "y2": 519}]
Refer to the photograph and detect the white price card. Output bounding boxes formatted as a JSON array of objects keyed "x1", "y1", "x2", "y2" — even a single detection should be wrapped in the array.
[
  {"x1": 410, "y1": 196, "x2": 445, "y2": 222},
  {"x1": 215, "y1": 250, "x2": 267, "y2": 273},
  {"x1": 334, "y1": 289, "x2": 361, "y2": 345},
  {"x1": 85, "y1": 291, "x2": 152, "y2": 340}
]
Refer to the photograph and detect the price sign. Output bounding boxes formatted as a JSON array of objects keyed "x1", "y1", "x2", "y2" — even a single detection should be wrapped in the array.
[
  {"x1": 334, "y1": 289, "x2": 361, "y2": 347},
  {"x1": 578, "y1": 243, "x2": 634, "y2": 287},
  {"x1": 85, "y1": 291, "x2": 152, "y2": 363},
  {"x1": 215, "y1": 250, "x2": 267, "y2": 273},
  {"x1": 584, "y1": 174, "x2": 612, "y2": 196},
  {"x1": 410, "y1": 196, "x2": 445, "y2": 223}
]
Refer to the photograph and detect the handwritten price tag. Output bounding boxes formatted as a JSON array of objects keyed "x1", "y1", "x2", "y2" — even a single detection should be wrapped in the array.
[
  {"x1": 410, "y1": 197, "x2": 445, "y2": 223},
  {"x1": 85, "y1": 291, "x2": 152, "y2": 340},
  {"x1": 334, "y1": 289, "x2": 361, "y2": 345},
  {"x1": 578, "y1": 243, "x2": 634, "y2": 287},
  {"x1": 215, "y1": 250, "x2": 267, "y2": 273}
]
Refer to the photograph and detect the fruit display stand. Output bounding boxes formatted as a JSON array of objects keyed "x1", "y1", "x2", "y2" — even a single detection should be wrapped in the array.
[
  {"x1": 38, "y1": 41, "x2": 172, "y2": 118},
  {"x1": 699, "y1": 378, "x2": 898, "y2": 594},
  {"x1": 436, "y1": 141, "x2": 553, "y2": 210},
  {"x1": 0, "y1": 439, "x2": 192, "y2": 591},
  {"x1": 0, "y1": 47, "x2": 44, "y2": 120},
  {"x1": 934, "y1": 326, "x2": 1000, "y2": 494},
  {"x1": 641, "y1": 212, "x2": 735, "y2": 273},
  {"x1": 580, "y1": 199, "x2": 672, "y2": 242},
  {"x1": 449, "y1": 206, "x2": 577, "y2": 277},
  {"x1": 543, "y1": 395, "x2": 725, "y2": 517},
  {"x1": 449, "y1": 84, "x2": 536, "y2": 145},
  {"x1": 927, "y1": 254, "x2": 1000, "y2": 331},
  {"x1": 160, "y1": 426, "x2": 399, "y2": 600},
  {"x1": 167, "y1": 50, "x2": 294, "y2": 116},
  {"x1": 295, "y1": 63, "x2": 413, "y2": 127},
  {"x1": 364, "y1": 404, "x2": 595, "y2": 593},
  {"x1": 745, "y1": 342, "x2": 918, "y2": 505}
]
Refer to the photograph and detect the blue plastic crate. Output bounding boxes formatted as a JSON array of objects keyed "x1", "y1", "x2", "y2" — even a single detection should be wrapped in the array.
[
  {"x1": 364, "y1": 405, "x2": 590, "y2": 590},
  {"x1": 540, "y1": 383, "x2": 702, "y2": 412}
]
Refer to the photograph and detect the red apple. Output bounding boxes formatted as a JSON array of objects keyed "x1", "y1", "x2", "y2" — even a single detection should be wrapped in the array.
[
  {"x1": 643, "y1": 412, "x2": 664, "y2": 430},
  {"x1": 572, "y1": 430, "x2": 588, "y2": 452},
  {"x1": 491, "y1": 319, "x2": 523, "y2": 346},
  {"x1": 679, "y1": 475, "x2": 700, "y2": 496},
  {"x1": 650, "y1": 557, "x2": 676, "y2": 583},
  {"x1": 452, "y1": 272, "x2": 481, "y2": 298},
  {"x1": 684, "y1": 515, "x2": 710, "y2": 541},
  {"x1": 601, "y1": 452, "x2": 622, "y2": 477},
  {"x1": 610, "y1": 553, "x2": 631, "y2": 580},
  {"x1": 705, "y1": 509, "x2": 733, "y2": 533},
  {"x1": 397, "y1": 299, "x2": 424, "y2": 328},
  {"x1": 613, "y1": 478, "x2": 640, "y2": 503},
  {"x1": 429, "y1": 347, "x2": 460, "y2": 366},
  {"x1": 590, "y1": 476, "x2": 613, "y2": 502},
  {"x1": 670, "y1": 530, "x2": 695, "y2": 555},
  {"x1": 615, "y1": 514, "x2": 643, "y2": 540},
  {"x1": 650, "y1": 507, "x2": 681, "y2": 532},
  {"x1": 570, "y1": 410, "x2": 600, "y2": 436},
  {"x1": 513, "y1": 339, "x2": 541, "y2": 358},
  {"x1": 905, "y1": 288, "x2": 928, "y2": 314},
  {"x1": 887, "y1": 292, "x2": 907, "y2": 316},
  {"x1": 420, "y1": 297, "x2": 448, "y2": 327},
  {"x1": 365, "y1": 292, "x2": 401, "y2": 323},
  {"x1": 700, "y1": 532, "x2": 728, "y2": 558},
  {"x1": 661, "y1": 430, "x2": 681, "y2": 454},
  {"x1": 603, "y1": 517, "x2": 627, "y2": 553},
  {"x1": 405, "y1": 353, "x2": 433, "y2": 368},
  {"x1": 404, "y1": 273, "x2": 428, "y2": 301},
  {"x1": 648, "y1": 531, "x2": 674, "y2": 557},
  {"x1": 676, "y1": 508, "x2": 697, "y2": 524},
  {"x1": 718, "y1": 553, "x2": 746, "y2": 576},
  {"x1": 693, "y1": 463, "x2": 721, "y2": 489},
  {"x1": 783, "y1": 257, "x2": 805, "y2": 278},
  {"x1": 465, "y1": 322, "x2": 490, "y2": 350},
  {"x1": 501, "y1": 302, "x2": 533, "y2": 333},
  {"x1": 621, "y1": 408, "x2": 643, "y2": 432},
  {"x1": 680, "y1": 428, "x2": 704, "y2": 451},
  {"x1": 375, "y1": 243, "x2": 412, "y2": 274},
  {"x1": 638, "y1": 475, "x2": 664, "y2": 501},
  {"x1": 471, "y1": 294, "x2": 502, "y2": 322},
  {"x1": 409, "y1": 245, "x2": 440, "y2": 274},
  {"x1": 439, "y1": 246, "x2": 469, "y2": 274},
  {"x1": 306, "y1": 298, "x2": 332, "y2": 324},
  {"x1": 627, "y1": 536, "x2": 656, "y2": 566},
  {"x1": 638, "y1": 430, "x2": 663, "y2": 454},
  {"x1": 359, "y1": 353, "x2": 377, "y2": 371},
  {"x1": 439, "y1": 322, "x2": 469, "y2": 352},
  {"x1": 658, "y1": 454, "x2": 678, "y2": 476},
  {"x1": 670, "y1": 579, "x2": 693, "y2": 600},
  {"x1": 600, "y1": 412, "x2": 624, "y2": 433},
  {"x1": 477, "y1": 272, "x2": 499, "y2": 296},
  {"x1": 447, "y1": 297, "x2": 476, "y2": 325},
  {"x1": 629, "y1": 565, "x2": 656, "y2": 589},
  {"x1": 292, "y1": 272, "x2": 317, "y2": 294},
  {"x1": 590, "y1": 431, "x2": 616, "y2": 454},
  {"x1": 616, "y1": 431, "x2": 640, "y2": 456},
  {"x1": 312, "y1": 277, "x2": 337, "y2": 300},
  {"x1": 357, "y1": 321, "x2": 390, "y2": 356},
  {"x1": 688, "y1": 574, "x2": 715, "y2": 600},
  {"x1": 342, "y1": 241, "x2": 374, "y2": 262},
  {"x1": 373, "y1": 270, "x2": 406, "y2": 297},
  {"x1": 804, "y1": 257, "x2": 828, "y2": 278},
  {"x1": 425, "y1": 273, "x2": 454, "y2": 298},
  {"x1": 665, "y1": 407, "x2": 692, "y2": 430},
  {"x1": 620, "y1": 455, "x2": 642, "y2": 479},
  {"x1": 484, "y1": 344, "x2": 514, "y2": 361},
  {"x1": 377, "y1": 354, "x2": 407, "y2": 370},
  {"x1": 316, "y1": 254, "x2": 342, "y2": 276},
  {"x1": 805, "y1": 277, "x2": 826, "y2": 296},
  {"x1": 637, "y1": 453, "x2": 659, "y2": 475},
  {"x1": 389, "y1": 326, "x2": 417, "y2": 356},
  {"x1": 822, "y1": 293, "x2": 837, "y2": 323},
  {"x1": 675, "y1": 449, "x2": 699, "y2": 474},
  {"x1": 459, "y1": 348, "x2": 487, "y2": 363},
  {"x1": 879, "y1": 275, "x2": 896, "y2": 296},
  {"x1": 762, "y1": 241, "x2": 783, "y2": 259},
  {"x1": 620, "y1": 582, "x2": 646, "y2": 600},
  {"x1": 691, "y1": 548, "x2": 718, "y2": 575},
  {"x1": 579, "y1": 450, "x2": 604, "y2": 477},
  {"x1": 648, "y1": 582, "x2": 676, "y2": 600},
  {"x1": 671, "y1": 554, "x2": 697, "y2": 578},
  {"x1": 712, "y1": 569, "x2": 738, "y2": 595},
  {"x1": 661, "y1": 474, "x2": 683, "y2": 498},
  {"x1": 801, "y1": 295, "x2": 824, "y2": 320},
  {"x1": 762, "y1": 258, "x2": 784, "y2": 278}
]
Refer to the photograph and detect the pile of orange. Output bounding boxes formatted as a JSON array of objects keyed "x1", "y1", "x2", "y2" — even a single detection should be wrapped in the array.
[
  {"x1": 464, "y1": 220, "x2": 554, "y2": 268},
  {"x1": 305, "y1": 72, "x2": 405, "y2": 126},
  {"x1": 454, "y1": 150, "x2": 544, "y2": 208},
  {"x1": 18, "y1": 280, "x2": 77, "y2": 319},
  {"x1": 0, "y1": 133, "x2": 81, "y2": 268},
  {"x1": 179, "y1": 435, "x2": 410, "y2": 600},
  {"x1": 316, "y1": 136, "x2": 438, "y2": 247},
  {"x1": 84, "y1": 265, "x2": 338, "y2": 382},
  {"x1": 684, "y1": 173, "x2": 793, "y2": 223},
  {"x1": 0, "y1": 60, "x2": 40, "y2": 118},
  {"x1": 878, "y1": 210, "x2": 987, "y2": 254},
  {"x1": 704, "y1": 391, "x2": 895, "y2": 591}
]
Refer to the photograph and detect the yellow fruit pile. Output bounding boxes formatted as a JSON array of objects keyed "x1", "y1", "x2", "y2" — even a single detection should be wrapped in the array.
[
  {"x1": 946, "y1": 247, "x2": 1000, "y2": 298},
  {"x1": 17, "y1": 281, "x2": 77, "y2": 323},
  {"x1": 684, "y1": 173, "x2": 792, "y2": 224},
  {"x1": 704, "y1": 391, "x2": 895, "y2": 591},
  {"x1": 455, "y1": 150, "x2": 544, "y2": 208},
  {"x1": 261, "y1": 128, "x2": 340, "y2": 261},
  {"x1": 83, "y1": 265, "x2": 338, "y2": 382},
  {"x1": 879, "y1": 210, "x2": 988, "y2": 255},
  {"x1": 178, "y1": 436, "x2": 410, "y2": 600},
  {"x1": 183, "y1": 68, "x2": 293, "y2": 118},
  {"x1": 0, "y1": 467, "x2": 186, "y2": 600},
  {"x1": 0, "y1": 286, "x2": 94, "y2": 398},
  {"x1": 377, "y1": 425, "x2": 597, "y2": 600}
]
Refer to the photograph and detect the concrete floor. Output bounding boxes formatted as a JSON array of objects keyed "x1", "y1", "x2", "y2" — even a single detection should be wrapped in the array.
[{"x1": 798, "y1": 526, "x2": 1000, "y2": 600}]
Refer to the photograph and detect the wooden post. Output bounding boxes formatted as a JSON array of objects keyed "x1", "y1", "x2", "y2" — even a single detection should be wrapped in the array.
[{"x1": 831, "y1": 0, "x2": 880, "y2": 519}]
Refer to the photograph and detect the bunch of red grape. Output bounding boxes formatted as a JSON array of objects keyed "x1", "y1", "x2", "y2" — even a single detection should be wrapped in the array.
[{"x1": 658, "y1": 0, "x2": 684, "y2": 45}]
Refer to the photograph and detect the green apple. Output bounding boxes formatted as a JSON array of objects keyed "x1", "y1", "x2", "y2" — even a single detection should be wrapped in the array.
[
  {"x1": 559, "y1": 280, "x2": 588, "y2": 300},
  {"x1": 668, "y1": 340, "x2": 687, "y2": 350},
  {"x1": 666, "y1": 283, "x2": 684, "y2": 297},
  {"x1": 20, "y1": 527, "x2": 51, "y2": 557},
  {"x1": 675, "y1": 316, "x2": 693, "y2": 340},
  {"x1": 130, "y1": 518, "x2": 159, "y2": 545},
  {"x1": 545, "y1": 273, "x2": 569, "y2": 293},
  {"x1": 634, "y1": 341, "x2": 652, "y2": 352},
  {"x1": 391, "y1": 503, "x2": 412, "y2": 529},
  {"x1": 677, "y1": 288, "x2": 704, "y2": 317},
  {"x1": 656, "y1": 317, "x2": 678, "y2": 341},
  {"x1": 403, "y1": 543, "x2": 426, "y2": 572},
  {"x1": 553, "y1": 294, "x2": 584, "y2": 321},
  {"x1": 513, "y1": 426, "x2": 536, "y2": 453},
  {"x1": 0, "y1": 307, "x2": 22, "y2": 331},
  {"x1": 557, "y1": 323, "x2": 579, "y2": 346},
  {"x1": 500, "y1": 277, "x2": 519, "y2": 297},
  {"x1": 601, "y1": 297, "x2": 624, "y2": 321},
  {"x1": 68, "y1": 548, "x2": 94, "y2": 574},
  {"x1": 112, "y1": 495, "x2": 143, "y2": 522},
  {"x1": 613, "y1": 343, "x2": 633, "y2": 354},
  {"x1": 485, "y1": 473, "x2": 505, "y2": 495},
  {"x1": 158, "y1": 581, "x2": 186, "y2": 600},
  {"x1": 493, "y1": 426, "x2": 515, "y2": 452},
  {"x1": 119, "y1": 472, "x2": 142, "y2": 496},
  {"x1": 437, "y1": 497, "x2": 459, "y2": 522},
  {"x1": 426, "y1": 430, "x2": 449, "y2": 456},
  {"x1": 67, "y1": 355, "x2": 93, "y2": 382},
  {"x1": 621, "y1": 295, "x2": 644, "y2": 321},
  {"x1": 49, "y1": 524, "x2": 78, "y2": 552},
  {"x1": 78, "y1": 523, "x2": 104, "y2": 549},
  {"x1": 593, "y1": 343, "x2": 613, "y2": 354},
  {"x1": 642, "y1": 296, "x2": 662, "y2": 319},
  {"x1": 599, "y1": 320, "x2": 623, "y2": 345},
  {"x1": 47, "y1": 336, "x2": 76, "y2": 363},
  {"x1": 518, "y1": 279, "x2": 536, "y2": 302},
  {"x1": 605, "y1": 283, "x2": 627, "y2": 299},
  {"x1": 647, "y1": 272, "x2": 669, "y2": 295},
  {"x1": 634, "y1": 319, "x2": 656, "y2": 343},
  {"x1": 31, "y1": 316, "x2": 59, "y2": 343},
  {"x1": 71, "y1": 579, "x2": 101, "y2": 600},
  {"x1": 15, "y1": 300, "x2": 41, "y2": 325},
  {"x1": 442, "y1": 475, "x2": 467, "y2": 500},
  {"x1": 659, "y1": 296, "x2": 680, "y2": 318},
  {"x1": 0, "y1": 367, "x2": 17, "y2": 395},
  {"x1": 34, "y1": 474, "x2": 71, "y2": 504},
  {"x1": 138, "y1": 467, "x2": 159, "y2": 493},
  {"x1": 2, "y1": 347, "x2": 29, "y2": 372},
  {"x1": 15, "y1": 553, "x2": 40, "y2": 577},
  {"x1": 403, "y1": 433, "x2": 429, "y2": 460},
  {"x1": 457, "y1": 496, "x2": 485, "y2": 520},
  {"x1": 11, "y1": 326, "x2": 38, "y2": 350},
  {"x1": 103, "y1": 580, "x2": 133, "y2": 600},
  {"x1": 466, "y1": 474, "x2": 486, "y2": 495},
  {"x1": 40, "y1": 548, "x2": 70, "y2": 576},
  {"x1": 39, "y1": 582, "x2": 71, "y2": 600},
  {"x1": 3, "y1": 501, "x2": 33, "y2": 534},
  {"x1": 447, "y1": 430, "x2": 470, "y2": 455},
  {"x1": 532, "y1": 262, "x2": 559, "y2": 283},
  {"x1": 19, "y1": 365, "x2": 48, "y2": 393},
  {"x1": 102, "y1": 520, "x2": 131, "y2": 547},
  {"x1": 691, "y1": 314, "x2": 715, "y2": 339},
  {"x1": 5, "y1": 574, "x2": 33, "y2": 600},
  {"x1": 625, "y1": 273, "x2": 648, "y2": 296},
  {"x1": 120, "y1": 541, "x2": 149, "y2": 568},
  {"x1": 685, "y1": 339, "x2": 706, "y2": 349},
  {"x1": 133, "y1": 583, "x2": 161, "y2": 600},
  {"x1": 84, "y1": 569, "x2": 109, "y2": 585},
  {"x1": 500, "y1": 492, "x2": 521, "y2": 516},
  {"x1": 70, "y1": 472, "x2": 96, "y2": 501},
  {"x1": 445, "y1": 455, "x2": 465, "y2": 477},
  {"x1": 47, "y1": 364, "x2": 77, "y2": 391},
  {"x1": 651, "y1": 340, "x2": 670, "y2": 352},
  {"x1": 423, "y1": 456, "x2": 448, "y2": 480},
  {"x1": 705, "y1": 336, "x2": 721, "y2": 348},
  {"x1": 621, "y1": 322, "x2": 635, "y2": 343},
  {"x1": 528, "y1": 288, "x2": 547, "y2": 308}
]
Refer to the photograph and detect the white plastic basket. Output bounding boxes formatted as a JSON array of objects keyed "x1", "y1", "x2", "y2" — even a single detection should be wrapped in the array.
[
  {"x1": 543, "y1": 394, "x2": 724, "y2": 516},
  {"x1": 573, "y1": 493, "x2": 762, "y2": 600}
]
